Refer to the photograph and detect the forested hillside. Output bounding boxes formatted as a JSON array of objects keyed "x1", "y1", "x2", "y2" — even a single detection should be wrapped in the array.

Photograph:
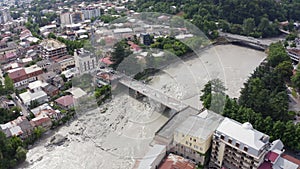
[{"x1": 131, "y1": 0, "x2": 300, "y2": 38}]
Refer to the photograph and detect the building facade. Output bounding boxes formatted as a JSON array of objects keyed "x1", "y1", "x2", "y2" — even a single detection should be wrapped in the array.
[
  {"x1": 172, "y1": 110, "x2": 224, "y2": 165},
  {"x1": 39, "y1": 39, "x2": 68, "y2": 59},
  {"x1": 74, "y1": 49, "x2": 97, "y2": 74},
  {"x1": 60, "y1": 12, "x2": 72, "y2": 27},
  {"x1": 81, "y1": 7, "x2": 101, "y2": 19},
  {"x1": 8, "y1": 65, "x2": 44, "y2": 88},
  {"x1": 210, "y1": 118, "x2": 270, "y2": 169}
]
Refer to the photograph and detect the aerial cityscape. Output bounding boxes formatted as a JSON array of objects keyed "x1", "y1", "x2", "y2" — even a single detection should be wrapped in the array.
[{"x1": 0, "y1": 0, "x2": 300, "y2": 169}]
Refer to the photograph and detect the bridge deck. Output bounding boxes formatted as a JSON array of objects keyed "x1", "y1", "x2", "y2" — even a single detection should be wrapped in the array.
[
  {"x1": 119, "y1": 76, "x2": 188, "y2": 112},
  {"x1": 220, "y1": 32, "x2": 279, "y2": 48}
]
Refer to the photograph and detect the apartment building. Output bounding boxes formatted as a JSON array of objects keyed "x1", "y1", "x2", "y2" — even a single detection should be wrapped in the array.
[
  {"x1": 74, "y1": 49, "x2": 97, "y2": 75},
  {"x1": 81, "y1": 7, "x2": 101, "y2": 19},
  {"x1": 172, "y1": 110, "x2": 224, "y2": 165},
  {"x1": 39, "y1": 39, "x2": 68, "y2": 59},
  {"x1": 210, "y1": 118, "x2": 270, "y2": 169},
  {"x1": 60, "y1": 12, "x2": 72, "y2": 26},
  {"x1": 8, "y1": 65, "x2": 43, "y2": 88}
]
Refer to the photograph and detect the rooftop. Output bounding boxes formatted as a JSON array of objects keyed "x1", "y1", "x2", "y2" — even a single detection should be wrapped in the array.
[
  {"x1": 40, "y1": 39, "x2": 66, "y2": 51},
  {"x1": 66, "y1": 87, "x2": 87, "y2": 99},
  {"x1": 175, "y1": 109, "x2": 224, "y2": 140},
  {"x1": 28, "y1": 80, "x2": 48, "y2": 90},
  {"x1": 216, "y1": 117, "x2": 269, "y2": 151},
  {"x1": 137, "y1": 144, "x2": 166, "y2": 169},
  {"x1": 24, "y1": 65, "x2": 42, "y2": 74},
  {"x1": 55, "y1": 95, "x2": 74, "y2": 107},
  {"x1": 19, "y1": 90, "x2": 48, "y2": 105},
  {"x1": 159, "y1": 153, "x2": 196, "y2": 169},
  {"x1": 156, "y1": 107, "x2": 199, "y2": 140}
]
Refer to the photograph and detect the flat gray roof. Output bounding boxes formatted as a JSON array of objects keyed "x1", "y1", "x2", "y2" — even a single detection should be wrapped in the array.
[
  {"x1": 175, "y1": 110, "x2": 224, "y2": 140},
  {"x1": 155, "y1": 107, "x2": 199, "y2": 140}
]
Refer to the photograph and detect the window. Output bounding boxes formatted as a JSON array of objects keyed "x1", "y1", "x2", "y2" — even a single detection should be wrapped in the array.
[
  {"x1": 221, "y1": 135, "x2": 225, "y2": 140},
  {"x1": 194, "y1": 139, "x2": 196, "y2": 142},
  {"x1": 190, "y1": 137, "x2": 192, "y2": 141},
  {"x1": 182, "y1": 134, "x2": 185, "y2": 137},
  {"x1": 236, "y1": 142, "x2": 240, "y2": 148},
  {"x1": 228, "y1": 139, "x2": 232, "y2": 144},
  {"x1": 194, "y1": 145, "x2": 198, "y2": 149},
  {"x1": 186, "y1": 141, "x2": 188, "y2": 145},
  {"x1": 244, "y1": 146, "x2": 248, "y2": 152}
]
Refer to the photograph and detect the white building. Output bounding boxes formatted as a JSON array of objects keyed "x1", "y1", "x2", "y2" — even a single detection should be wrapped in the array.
[
  {"x1": 74, "y1": 49, "x2": 97, "y2": 75},
  {"x1": 60, "y1": 12, "x2": 72, "y2": 27},
  {"x1": 81, "y1": 7, "x2": 101, "y2": 19},
  {"x1": 210, "y1": 118, "x2": 270, "y2": 169},
  {"x1": 19, "y1": 90, "x2": 48, "y2": 107}
]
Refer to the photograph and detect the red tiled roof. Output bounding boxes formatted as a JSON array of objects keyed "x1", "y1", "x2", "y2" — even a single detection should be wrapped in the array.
[
  {"x1": 31, "y1": 116, "x2": 51, "y2": 126},
  {"x1": 100, "y1": 57, "x2": 113, "y2": 65},
  {"x1": 281, "y1": 154, "x2": 300, "y2": 165},
  {"x1": 8, "y1": 68, "x2": 26, "y2": 80},
  {"x1": 55, "y1": 95, "x2": 74, "y2": 107},
  {"x1": 266, "y1": 151, "x2": 279, "y2": 163},
  {"x1": 258, "y1": 161, "x2": 272, "y2": 169},
  {"x1": 288, "y1": 49, "x2": 300, "y2": 56},
  {"x1": 159, "y1": 154, "x2": 195, "y2": 169}
]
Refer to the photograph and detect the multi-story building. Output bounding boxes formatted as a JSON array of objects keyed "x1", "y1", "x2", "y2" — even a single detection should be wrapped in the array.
[
  {"x1": 39, "y1": 39, "x2": 68, "y2": 59},
  {"x1": 81, "y1": 7, "x2": 101, "y2": 19},
  {"x1": 52, "y1": 55, "x2": 75, "y2": 71},
  {"x1": 74, "y1": 48, "x2": 97, "y2": 74},
  {"x1": 287, "y1": 49, "x2": 300, "y2": 63},
  {"x1": 210, "y1": 118, "x2": 270, "y2": 169},
  {"x1": 71, "y1": 12, "x2": 85, "y2": 24},
  {"x1": 8, "y1": 65, "x2": 44, "y2": 88},
  {"x1": 172, "y1": 110, "x2": 224, "y2": 165},
  {"x1": 140, "y1": 33, "x2": 151, "y2": 46},
  {"x1": 60, "y1": 12, "x2": 72, "y2": 27},
  {"x1": 0, "y1": 8, "x2": 12, "y2": 24}
]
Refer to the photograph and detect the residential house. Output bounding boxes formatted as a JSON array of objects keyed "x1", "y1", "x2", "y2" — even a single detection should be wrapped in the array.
[
  {"x1": 38, "y1": 71, "x2": 57, "y2": 83},
  {"x1": 19, "y1": 90, "x2": 48, "y2": 107},
  {"x1": 0, "y1": 97, "x2": 16, "y2": 109},
  {"x1": 30, "y1": 114, "x2": 52, "y2": 130},
  {"x1": 66, "y1": 87, "x2": 87, "y2": 100},
  {"x1": 0, "y1": 116, "x2": 33, "y2": 138},
  {"x1": 257, "y1": 139, "x2": 300, "y2": 169},
  {"x1": 8, "y1": 65, "x2": 43, "y2": 88},
  {"x1": 42, "y1": 84, "x2": 59, "y2": 97},
  {"x1": 55, "y1": 95, "x2": 74, "y2": 109},
  {"x1": 159, "y1": 153, "x2": 196, "y2": 169},
  {"x1": 31, "y1": 103, "x2": 62, "y2": 121},
  {"x1": 52, "y1": 76, "x2": 64, "y2": 88}
]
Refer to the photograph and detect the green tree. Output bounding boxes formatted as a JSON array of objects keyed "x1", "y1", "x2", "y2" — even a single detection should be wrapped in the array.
[
  {"x1": 292, "y1": 65, "x2": 300, "y2": 91},
  {"x1": 268, "y1": 42, "x2": 290, "y2": 68},
  {"x1": 4, "y1": 75, "x2": 14, "y2": 94},
  {"x1": 274, "y1": 60, "x2": 293, "y2": 81},
  {"x1": 15, "y1": 146, "x2": 27, "y2": 162},
  {"x1": 243, "y1": 18, "x2": 255, "y2": 35},
  {"x1": 200, "y1": 79, "x2": 226, "y2": 114}
]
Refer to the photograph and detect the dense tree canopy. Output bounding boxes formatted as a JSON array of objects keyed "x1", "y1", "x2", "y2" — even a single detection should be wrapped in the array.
[
  {"x1": 132, "y1": 0, "x2": 300, "y2": 38},
  {"x1": 0, "y1": 132, "x2": 27, "y2": 169}
]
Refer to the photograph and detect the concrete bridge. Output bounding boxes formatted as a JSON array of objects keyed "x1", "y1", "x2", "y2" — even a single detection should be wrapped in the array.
[
  {"x1": 220, "y1": 32, "x2": 273, "y2": 50},
  {"x1": 118, "y1": 76, "x2": 189, "y2": 112}
]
